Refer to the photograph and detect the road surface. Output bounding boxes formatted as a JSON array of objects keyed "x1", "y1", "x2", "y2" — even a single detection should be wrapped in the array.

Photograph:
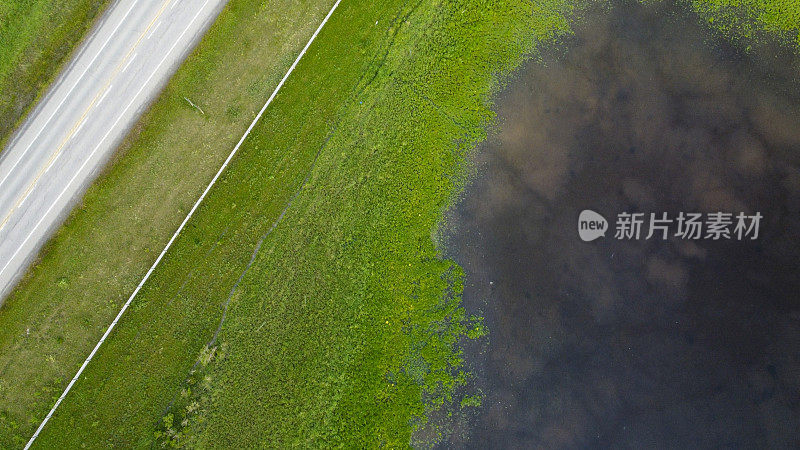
[{"x1": 0, "y1": 0, "x2": 226, "y2": 302}]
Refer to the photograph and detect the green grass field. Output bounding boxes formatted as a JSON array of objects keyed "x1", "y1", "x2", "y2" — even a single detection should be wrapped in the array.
[
  {"x1": 26, "y1": 0, "x2": 579, "y2": 446},
  {"x1": 1, "y1": 0, "x2": 797, "y2": 447},
  {"x1": 0, "y1": 0, "x2": 111, "y2": 153}
]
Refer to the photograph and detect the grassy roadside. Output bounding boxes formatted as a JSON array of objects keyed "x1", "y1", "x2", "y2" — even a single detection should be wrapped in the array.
[
  {"x1": 0, "y1": 0, "x2": 337, "y2": 446},
  {"x1": 29, "y1": 0, "x2": 580, "y2": 446},
  {"x1": 0, "y1": 0, "x2": 112, "y2": 153}
]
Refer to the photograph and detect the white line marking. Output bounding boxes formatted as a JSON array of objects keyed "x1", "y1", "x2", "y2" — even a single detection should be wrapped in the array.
[
  {"x1": 74, "y1": 119, "x2": 88, "y2": 137},
  {"x1": 23, "y1": 1, "x2": 341, "y2": 446},
  {"x1": 0, "y1": 0, "x2": 140, "y2": 191},
  {"x1": 170, "y1": 0, "x2": 178, "y2": 10},
  {"x1": 121, "y1": 53, "x2": 137, "y2": 73},
  {"x1": 18, "y1": 190, "x2": 32, "y2": 209},
  {"x1": 44, "y1": 152, "x2": 63, "y2": 174},
  {"x1": 147, "y1": 21, "x2": 162, "y2": 39},
  {"x1": 97, "y1": 85, "x2": 113, "y2": 106}
]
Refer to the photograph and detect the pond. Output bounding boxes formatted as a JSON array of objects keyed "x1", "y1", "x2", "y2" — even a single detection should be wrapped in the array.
[{"x1": 446, "y1": 0, "x2": 800, "y2": 447}]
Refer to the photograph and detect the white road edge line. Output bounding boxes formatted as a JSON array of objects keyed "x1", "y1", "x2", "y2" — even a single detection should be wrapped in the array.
[
  {"x1": 0, "y1": 0, "x2": 140, "y2": 191},
  {"x1": 23, "y1": 0, "x2": 341, "y2": 447}
]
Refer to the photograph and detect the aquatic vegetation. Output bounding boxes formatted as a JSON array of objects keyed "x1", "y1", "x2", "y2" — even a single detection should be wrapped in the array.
[{"x1": 691, "y1": 0, "x2": 800, "y2": 47}]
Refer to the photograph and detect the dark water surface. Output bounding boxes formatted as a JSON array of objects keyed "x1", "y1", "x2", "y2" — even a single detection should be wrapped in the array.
[{"x1": 446, "y1": 1, "x2": 800, "y2": 447}]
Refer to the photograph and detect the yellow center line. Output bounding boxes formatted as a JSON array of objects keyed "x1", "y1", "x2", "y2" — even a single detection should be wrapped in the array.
[{"x1": 0, "y1": 0, "x2": 175, "y2": 232}]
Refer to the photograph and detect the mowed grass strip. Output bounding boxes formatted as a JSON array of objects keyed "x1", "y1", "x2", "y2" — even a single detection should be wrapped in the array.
[
  {"x1": 0, "y1": 0, "x2": 336, "y2": 446},
  {"x1": 0, "y1": 0, "x2": 112, "y2": 153},
  {"x1": 31, "y1": 0, "x2": 580, "y2": 446}
]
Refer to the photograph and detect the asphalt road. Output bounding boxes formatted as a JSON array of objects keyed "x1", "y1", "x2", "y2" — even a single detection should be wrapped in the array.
[{"x1": 0, "y1": 0, "x2": 226, "y2": 302}]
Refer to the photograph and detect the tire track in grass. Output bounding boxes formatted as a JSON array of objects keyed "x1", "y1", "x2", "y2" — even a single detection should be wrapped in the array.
[{"x1": 209, "y1": 128, "x2": 332, "y2": 347}]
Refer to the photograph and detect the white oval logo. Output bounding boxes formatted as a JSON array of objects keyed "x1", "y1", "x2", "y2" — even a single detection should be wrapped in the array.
[{"x1": 578, "y1": 209, "x2": 608, "y2": 241}]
